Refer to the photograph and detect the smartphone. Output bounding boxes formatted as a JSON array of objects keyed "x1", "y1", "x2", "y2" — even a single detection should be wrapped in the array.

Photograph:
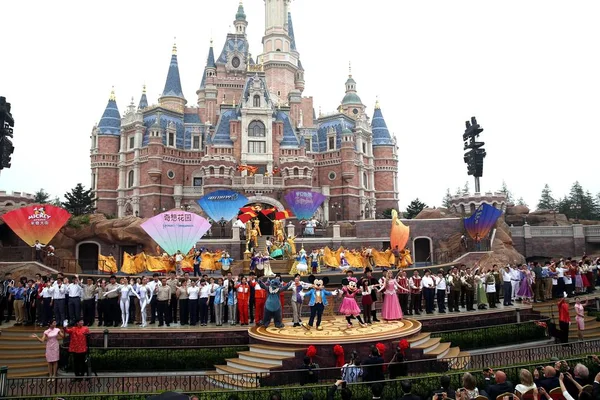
[{"x1": 437, "y1": 394, "x2": 444, "y2": 400}]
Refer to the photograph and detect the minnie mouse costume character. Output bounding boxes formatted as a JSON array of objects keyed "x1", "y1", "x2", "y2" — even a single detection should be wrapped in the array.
[
  {"x1": 339, "y1": 277, "x2": 367, "y2": 328},
  {"x1": 302, "y1": 276, "x2": 338, "y2": 331}
]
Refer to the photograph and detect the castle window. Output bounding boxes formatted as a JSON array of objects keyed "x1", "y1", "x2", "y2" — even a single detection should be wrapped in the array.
[
  {"x1": 168, "y1": 132, "x2": 175, "y2": 147},
  {"x1": 328, "y1": 171, "x2": 336, "y2": 181},
  {"x1": 248, "y1": 121, "x2": 266, "y2": 137},
  {"x1": 129, "y1": 136, "x2": 135, "y2": 150},
  {"x1": 128, "y1": 170, "x2": 134, "y2": 188},
  {"x1": 328, "y1": 136, "x2": 335, "y2": 151},
  {"x1": 248, "y1": 141, "x2": 266, "y2": 153},
  {"x1": 192, "y1": 135, "x2": 200, "y2": 150},
  {"x1": 294, "y1": 168, "x2": 299, "y2": 176},
  {"x1": 305, "y1": 138, "x2": 312, "y2": 152},
  {"x1": 219, "y1": 167, "x2": 224, "y2": 175},
  {"x1": 253, "y1": 95, "x2": 261, "y2": 107},
  {"x1": 362, "y1": 142, "x2": 366, "y2": 154},
  {"x1": 193, "y1": 177, "x2": 203, "y2": 187}
]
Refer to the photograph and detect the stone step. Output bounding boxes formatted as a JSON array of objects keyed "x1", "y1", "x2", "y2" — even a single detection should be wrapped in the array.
[
  {"x1": 0, "y1": 327, "x2": 48, "y2": 337},
  {"x1": 215, "y1": 364, "x2": 262, "y2": 377},
  {"x1": 412, "y1": 337, "x2": 441, "y2": 353},
  {"x1": 206, "y1": 371, "x2": 260, "y2": 389},
  {"x1": 225, "y1": 358, "x2": 278, "y2": 373},
  {"x1": 0, "y1": 345, "x2": 46, "y2": 355},
  {"x1": 407, "y1": 332, "x2": 431, "y2": 347},
  {"x1": 0, "y1": 353, "x2": 46, "y2": 364},
  {"x1": 5, "y1": 362, "x2": 48, "y2": 377},
  {"x1": 237, "y1": 351, "x2": 286, "y2": 366},
  {"x1": 441, "y1": 346, "x2": 461, "y2": 360},
  {"x1": 248, "y1": 344, "x2": 303, "y2": 358},
  {"x1": 427, "y1": 342, "x2": 451, "y2": 359}
]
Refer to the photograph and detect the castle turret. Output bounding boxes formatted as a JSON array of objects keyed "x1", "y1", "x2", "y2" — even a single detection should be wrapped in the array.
[
  {"x1": 234, "y1": 1, "x2": 248, "y2": 35},
  {"x1": 288, "y1": 12, "x2": 305, "y2": 94},
  {"x1": 91, "y1": 88, "x2": 121, "y2": 216},
  {"x1": 197, "y1": 40, "x2": 218, "y2": 124},
  {"x1": 340, "y1": 63, "x2": 365, "y2": 119},
  {"x1": 138, "y1": 85, "x2": 148, "y2": 110},
  {"x1": 371, "y1": 100, "x2": 399, "y2": 213},
  {"x1": 159, "y1": 42, "x2": 186, "y2": 113}
]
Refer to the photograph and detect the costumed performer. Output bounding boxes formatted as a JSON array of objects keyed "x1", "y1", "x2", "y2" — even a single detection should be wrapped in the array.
[
  {"x1": 290, "y1": 247, "x2": 309, "y2": 276},
  {"x1": 257, "y1": 277, "x2": 293, "y2": 328},
  {"x1": 378, "y1": 270, "x2": 403, "y2": 322},
  {"x1": 302, "y1": 276, "x2": 338, "y2": 331},
  {"x1": 289, "y1": 273, "x2": 311, "y2": 327},
  {"x1": 360, "y1": 277, "x2": 378, "y2": 324},
  {"x1": 339, "y1": 248, "x2": 350, "y2": 272},
  {"x1": 339, "y1": 277, "x2": 367, "y2": 328},
  {"x1": 219, "y1": 252, "x2": 233, "y2": 273},
  {"x1": 399, "y1": 248, "x2": 413, "y2": 268},
  {"x1": 309, "y1": 249, "x2": 321, "y2": 274},
  {"x1": 250, "y1": 275, "x2": 266, "y2": 326},
  {"x1": 362, "y1": 268, "x2": 381, "y2": 322},
  {"x1": 262, "y1": 254, "x2": 275, "y2": 277},
  {"x1": 235, "y1": 276, "x2": 250, "y2": 325}
]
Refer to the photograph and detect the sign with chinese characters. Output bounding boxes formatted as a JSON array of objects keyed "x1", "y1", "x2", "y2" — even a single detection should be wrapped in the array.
[{"x1": 1, "y1": 205, "x2": 71, "y2": 246}]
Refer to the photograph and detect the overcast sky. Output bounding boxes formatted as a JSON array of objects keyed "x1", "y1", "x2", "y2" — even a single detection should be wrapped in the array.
[{"x1": 2, "y1": 0, "x2": 599, "y2": 210}]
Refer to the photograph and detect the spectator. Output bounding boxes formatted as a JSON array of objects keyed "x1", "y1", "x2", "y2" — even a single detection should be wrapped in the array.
[
  {"x1": 534, "y1": 366, "x2": 559, "y2": 392},
  {"x1": 388, "y1": 348, "x2": 407, "y2": 379},
  {"x1": 431, "y1": 375, "x2": 456, "y2": 400},
  {"x1": 270, "y1": 392, "x2": 282, "y2": 400},
  {"x1": 341, "y1": 353, "x2": 362, "y2": 383},
  {"x1": 299, "y1": 356, "x2": 319, "y2": 386},
  {"x1": 486, "y1": 370, "x2": 514, "y2": 400},
  {"x1": 515, "y1": 369, "x2": 537, "y2": 396},
  {"x1": 371, "y1": 382, "x2": 385, "y2": 400},
  {"x1": 564, "y1": 364, "x2": 590, "y2": 398},
  {"x1": 461, "y1": 372, "x2": 480, "y2": 399},
  {"x1": 303, "y1": 392, "x2": 315, "y2": 400},
  {"x1": 482, "y1": 368, "x2": 496, "y2": 389},
  {"x1": 400, "y1": 380, "x2": 422, "y2": 400},
  {"x1": 327, "y1": 380, "x2": 353, "y2": 400},
  {"x1": 363, "y1": 346, "x2": 385, "y2": 382},
  {"x1": 558, "y1": 372, "x2": 592, "y2": 400}
]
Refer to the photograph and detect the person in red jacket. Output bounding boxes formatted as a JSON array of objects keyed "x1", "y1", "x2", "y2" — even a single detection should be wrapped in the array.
[
  {"x1": 64, "y1": 318, "x2": 90, "y2": 380},
  {"x1": 250, "y1": 276, "x2": 266, "y2": 326},
  {"x1": 536, "y1": 295, "x2": 571, "y2": 343},
  {"x1": 235, "y1": 276, "x2": 250, "y2": 326}
]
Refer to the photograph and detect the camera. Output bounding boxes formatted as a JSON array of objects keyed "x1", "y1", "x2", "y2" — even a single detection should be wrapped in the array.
[{"x1": 437, "y1": 394, "x2": 444, "y2": 400}]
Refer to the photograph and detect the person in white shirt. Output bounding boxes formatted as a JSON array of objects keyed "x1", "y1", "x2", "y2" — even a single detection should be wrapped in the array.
[
  {"x1": 199, "y1": 280, "x2": 212, "y2": 326},
  {"x1": 32, "y1": 240, "x2": 45, "y2": 263},
  {"x1": 66, "y1": 275, "x2": 83, "y2": 326},
  {"x1": 420, "y1": 270, "x2": 436, "y2": 314},
  {"x1": 175, "y1": 251, "x2": 184, "y2": 276},
  {"x1": 40, "y1": 281, "x2": 53, "y2": 326},
  {"x1": 49, "y1": 278, "x2": 67, "y2": 326},
  {"x1": 147, "y1": 274, "x2": 160, "y2": 324},
  {"x1": 502, "y1": 265, "x2": 514, "y2": 306},
  {"x1": 510, "y1": 266, "x2": 521, "y2": 301},
  {"x1": 187, "y1": 280, "x2": 200, "y2": 326},
  {"x1": 435, "y1": 270, "x2": 447, "y2": 313}
]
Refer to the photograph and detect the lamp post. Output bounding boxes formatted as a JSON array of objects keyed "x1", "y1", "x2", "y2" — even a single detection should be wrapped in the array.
[{"x1": 571, "y1": 203, "x2": 582, "y2": 224}]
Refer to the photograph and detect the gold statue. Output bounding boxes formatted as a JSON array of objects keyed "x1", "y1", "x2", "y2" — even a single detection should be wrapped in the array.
[{"x1": 253, "y1": 218, "x2": 262, "y2": 237}]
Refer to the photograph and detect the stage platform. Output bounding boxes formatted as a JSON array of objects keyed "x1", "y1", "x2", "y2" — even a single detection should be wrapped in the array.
[{"x1": 248, "y1": 316, "x2": 421, "y2": 346}]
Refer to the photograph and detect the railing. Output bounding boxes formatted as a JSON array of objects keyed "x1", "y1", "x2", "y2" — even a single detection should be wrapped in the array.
[
  {"x1": 4, "y1": 354, "x2": 599, "y2": 399},
  {"x1": 530, "y1": 226, "x2": 574, "y2": 236},
  {"x1": 87, "y1": 331, "x2": 249, "y2": 348},
  {"x1": 584, "y1": 226, "x2": 600, "y2": 236},
  {"x1": 182, "y1": 186, "x2": 204, "y2": 196},
  {"x1": 232, "y1": 175, "x2": 284, "y2": 187}
]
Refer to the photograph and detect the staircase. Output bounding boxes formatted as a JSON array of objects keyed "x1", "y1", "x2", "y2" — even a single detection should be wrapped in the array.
[
  {"x1": 0, "y1": 325, "x2": 49, "y2": 377},
  {"x1": 407, "y1": 332, "x2": 470, "y2": 369},
  {"x1": 206, "y1": 344, "x2": 303, "y2": 389},
  {"x1": 531, "y1": 296, "x2": 600, "y2": 340}
]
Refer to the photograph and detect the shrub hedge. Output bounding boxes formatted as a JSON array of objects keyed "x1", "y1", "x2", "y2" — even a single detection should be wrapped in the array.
[{"x1": 433, "y1": 321, "x2": 547, "y2": 350}]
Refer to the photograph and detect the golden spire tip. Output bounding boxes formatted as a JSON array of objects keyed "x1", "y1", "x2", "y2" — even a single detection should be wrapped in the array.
[
  {"x1": 142, "y1": 84, "x2": 147, "y2": 94},
  {"x1": 109, "y1": 86, "x2": 116, "y2": 101},
  {"x1": 349, "y1": 61, "x2": 352, "y2": 77},
  {"x1": 375, "y1": 95, "x2": 380, "y2": 110},
  {"x1": 172, "y1": 37, "x2": 177, "y2": 55}
]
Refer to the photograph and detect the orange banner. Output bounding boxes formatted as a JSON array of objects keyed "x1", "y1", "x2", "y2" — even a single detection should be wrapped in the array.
[{"x1": 1, "y1": 204, "x2": 71, "y2": 246}]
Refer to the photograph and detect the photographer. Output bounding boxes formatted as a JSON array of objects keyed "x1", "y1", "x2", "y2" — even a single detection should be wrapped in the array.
[
  {"x1": 430, "y1": 375, "x2": 456, "y2": 400},
  {"x1": 327, "y1": 380, "x2": 353, "y2": 400}
]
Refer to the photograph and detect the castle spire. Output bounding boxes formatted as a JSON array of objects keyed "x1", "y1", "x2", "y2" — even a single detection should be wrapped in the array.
[
  {"x1": 234, "y1": 1, "x2": 248, "y2": 35},
  {"x1": 199, "y1": 39, "x2": 216, "y2": 90},
  {"x1": 138, "y1": 84, "x2": 148, "y2": 110},
  {"x1": 288, "y1": 12, "x2": 297, "y2": 51},
  {"x1": 161, "y1": 40, "x2": 185, "y2": 99},
  {"x1": 97, "y1": 88, "x2": 121, "y2": 135},
  {"x1": 372, "y1": 100, "x2": 393, "y2": 146},
  {"x1": 236, "y1": 1, "x2": 246, "y2": 21}
]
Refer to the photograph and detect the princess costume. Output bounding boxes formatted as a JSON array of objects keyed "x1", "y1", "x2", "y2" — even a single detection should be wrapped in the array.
[{"x1": 379, "y1": 277, "x2": 403, "y2": 321}]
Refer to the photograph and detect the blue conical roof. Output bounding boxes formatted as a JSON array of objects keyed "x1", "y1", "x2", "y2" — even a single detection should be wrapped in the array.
[
  {"x1": 138, "y1": 85, "x2": 148, "y2": 110},
  {"x1": 207, "y1": 44, "x2": 216, "y2": 68},
  {"x1": 372, "y1": 103, "x2": 394, "y2": 146},
  {"x1": 288, "y1": 12, "x2": 297, "y2": 51},
  {"x1": 162, "y1": 46, "x2": 184, "y2": 98},
  {"x1": 97, "y1": 90, "x2": 121, "y2": 135}
]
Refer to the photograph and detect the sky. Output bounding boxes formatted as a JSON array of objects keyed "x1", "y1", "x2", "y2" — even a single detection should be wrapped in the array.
[{"x1": 2, "y1": 0, "x2": 600, "y2": 210}]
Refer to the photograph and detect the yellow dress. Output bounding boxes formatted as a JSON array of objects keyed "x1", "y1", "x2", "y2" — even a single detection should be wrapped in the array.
[
  {"x1": 400, "y1": 249, "x2": 413, "y2": 268},
  {"x1": 390, "y1": 209, "x2": 410, "y2": 252},
  {"x1": 201, "y1": 252, "x2": 216, "y2": 270},
  {"x1": 323, "y1": 247, "x2": 340, "y2": 268},
  {"x1": 98, "y1": 254, "x2": 117, "y2": 274}
]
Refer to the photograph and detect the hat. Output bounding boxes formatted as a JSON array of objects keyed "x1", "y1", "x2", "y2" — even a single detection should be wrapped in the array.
[{"x1": 550, "y1": 357, "x2": 560, "y2": 362}]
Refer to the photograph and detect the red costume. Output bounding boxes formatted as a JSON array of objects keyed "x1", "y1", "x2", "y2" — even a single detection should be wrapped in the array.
[
  {"x1": 252, "y1": 280, "x2": 266, "y2": 325},
  {"x1": 236, "y1": 283, "x2": 250, "y2": 325}
]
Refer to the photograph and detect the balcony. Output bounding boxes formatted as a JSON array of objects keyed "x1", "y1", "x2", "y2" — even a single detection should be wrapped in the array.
[
  {"x1": 232, "y1": 175, "x2": 284, "y2": 191},
  {"x1": 183, "y1": 186, "x2": 204, "y2": 196}
]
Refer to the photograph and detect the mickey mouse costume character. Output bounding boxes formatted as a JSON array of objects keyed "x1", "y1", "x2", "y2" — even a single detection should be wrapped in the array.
[
  {"x1": 339, "y1": 277, "x2": 367, "y2": 328},
  {"x1": 302, "y1": 275, "x2": 338, "y2": 331}
]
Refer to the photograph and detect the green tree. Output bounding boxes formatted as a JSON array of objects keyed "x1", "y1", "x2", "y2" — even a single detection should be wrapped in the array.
[
  {"x1": 405, "y1": 198, "x2": 427, "y2": 219},
  {"x1": 62, "y1": 183, "x2": 95, "y2": 216},
  {"x1": 381, "y1": 208, "x2": 394, "y2": 219},
  {"x1": 560, "y1": 182, "x2": 600, "y2": 221},
  {"x1": 442, "y1": 188, "x2": 453, "y2": 208},
  {"x1": 51, "y1": 196, "x2": 62, "y2": 207},
  {"x1": 536, "y1": 184, "x2": 556, "y2": 211},
  {"x1": 499, "y1": 180, "x2": 513, "y2": 204},
  {"x1": 33, "y1": 189, "x2": 50, "y2": 204},
  {"x1": 517, "y1": 197, "x2": 528, "y2": 207}
]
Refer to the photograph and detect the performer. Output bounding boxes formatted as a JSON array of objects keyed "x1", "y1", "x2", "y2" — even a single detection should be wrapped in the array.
[
  {"x1": 396, "y1": 270, "x2": 410, "y2": 315},
  {"x1": 219, "y1": 252, "x2": 233, "y2": 273},
  {"x1": 484, "y1": 269, "x2": 497, "y2": 308},
  {"x1": 289, "y1": 274, "x2": 310, "y2": 327},
  {"x1": 420, "y1": 269, "x2": 436, "y2": 314},
  {"x1": 212, "y1": 278, "x2": 225, "y2": 326},
  {"x1": 235, "y1": 276, "x2": 250, "y2": 326},
  {"x1": 339, "y1": 277, "x2": 367, "y2": 328},
  {"x1": 378, "y1": 270, "x2": 403, "y2": 321},
  {"x1": 258, "y1": 277, "x2": 292, "y2": 328},
  {"x1": 290, "y1": 248, "x2": 310, "y2": 276},
  {"x1": 474, "y1": 268, "x2": 488, "y2": 310},
  {"x1": 302, "y1": 276, "x2": 337, "y2": 331},
  {"x1": 339, "y1": 249, "x2": 350, "y2": 272},
  {"x1": 363, "y1": 268, "x2": 381, "y2": 322},
  {"x1": 447, "y1": 267, "x2": 460, "y2": 312},
  {"x1": 516, "y1": 265, "x2": 534, "y2": 303},
  {"x1": 103, "y1": 277, "x2": 140, "y2": 328},
  {"x1": 574, "y1": 297, "x2": 588, "y2": 341},
  {"x1": 309, "y1": 249, "x2": 320, "y2": 274},
  {"x1": 262, "y1": 254, "x2": 275, "y2": 277},
  {"x1": 250, "y1": 251, "x2": 260, "y2": 273},
  {"x1": 360, "y1": 278, "x2": 375, "y2": 324},
  {"x1": 409, "y1": 270, "x2": 422, "y2": 315},
  {"x1": 225, "y1": 278, "x2": 237, "y2": 326},
  {"x1": 462, "y1": 267, "x2": 476, "y2": 311},
  {"x1": 177, "y1": 279, "x2": 189, "y2": 326},
  {"x1": 136, "y1": 277, "x2": 152, "y2": 327},
  {"x1": 435, "y1": 269, "x2": 447, "y2": 313},
  {"x1": 251, "y1": 274, "x2": 266, "y2": 326}
]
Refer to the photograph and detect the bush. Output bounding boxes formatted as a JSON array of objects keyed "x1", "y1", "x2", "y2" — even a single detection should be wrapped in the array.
[
  {"x1": 434, "y1": 322, "x2": 547, "y2": 350},
  {"x1": 67, "y1": 347, "x2": 246, "y2": 372}
]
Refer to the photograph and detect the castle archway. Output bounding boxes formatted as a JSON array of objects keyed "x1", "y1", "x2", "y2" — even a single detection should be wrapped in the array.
[
  {"x1": 413, "y1": 236, "x2": 433, "y2": 265},
  {"x1": 76, "y1": 241, "x2": 100, "y2": 273}
]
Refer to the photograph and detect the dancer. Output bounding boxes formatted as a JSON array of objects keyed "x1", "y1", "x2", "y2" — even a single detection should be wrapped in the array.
[
  {"x1": 226, "y1": 277, "x2": 237, "y2": 325},
  {"x1": 396, "y1": 270, "x2": 410, "y2": 316},
  {"x1": 378, "y1": 270, "x2": 403, "y2": 322},
  {"x1": 360, "y1": 278, "x2": 375, "y2": 324},
  {"x1": 250, "y1": 275, "x2": 266, "y2": 326},
  {"x1": 290, "y1": 248, "x2": 309, "y2": 276},
  {"x1": 309, "y1": 249, "x2": 320, "y2": 274},
  {"x1": 235, "y1": 276, "x2": 250, "y2": 325},
  {"x1": 219, "y1": 252, "x2": 234, "y2": 273},
  {"x1": 574, "y1": 297, "x2": 588, "y2": 341},
  {"x1": 136, "y1": 277, "x2": 152, "y2": 327},
  {"x1": 31, "y1": 319, "x2": 63, "y2": 381},
  {"x1": 302, "y1": 276, "x2": 338, "y2": 331},
  {"x1": 289, "y1": 274, "x2": 310, "y2": 327},
  {"x1": 363, "y1": 268, "x2": 381, "y2": 322},
  {"x1": 103, "y1": 277, "x2": 140, "y2": 328},
  {"x1": 339, "y1": 277, "x2": 367, "y2": 328},
  {"x1": 262, "y1": 253, "x2": 275, "y2": 277},
  {"x1": 516, "y1": 265, "x2": 534, "y2": 304},
  {"x1": 339, "y1": 249, "x2": 350, "y2": 272}
]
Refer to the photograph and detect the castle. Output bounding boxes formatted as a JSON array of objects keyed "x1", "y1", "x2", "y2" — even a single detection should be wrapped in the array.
[{"x1": 90, "y1": 0, "x2": 399, "y2": 226}]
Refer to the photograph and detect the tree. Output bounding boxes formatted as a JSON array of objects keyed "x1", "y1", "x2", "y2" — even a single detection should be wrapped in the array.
[
  {"x1": 381, "y1": 208, "x2": 394, "y2": 219},
  {"x1": 51, "y1": 196, "x2": 62, "y2": 207},
  {"x1": 442, "y1": 188, "x2": 453, "y2": 208},
  {"x1": 62, "y1": 183, "x2": 95, "y2": 216},
  {"x1": 516, "y1": 197, "x2": 528, "y2": 207},
  {"x1": 499, "y1": 180, "x2": 513, "y2": 204},
  {"x1": 33, "y1": 188, "x2": 50, "y2": 204},
  {"x1": 405, "y1": 198, "x2": 427, "y2": 219},
  {"x1": 537, "y1": 184, "x2": 556, "y2": 211},
  {"x1": 559, "y1": 182, "x2": 600, "y2": 221},
  {"x1": 462, "y1": 181, "x2": 470, "y2": 196}
]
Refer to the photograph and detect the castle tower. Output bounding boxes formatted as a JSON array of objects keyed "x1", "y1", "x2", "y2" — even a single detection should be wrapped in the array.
[
  {"x1": 91, "y1": 88, "x2": 121, "y2": 216},
  {"x1": 234, "y1": 1, "x2": 248, "y2": 35},
  {"x1": 159, "y1": 42, "x2": 186, "y2": 113},
  {"x1": 340, "y1": 122, "x2": 357, "y2": 220},
  {"x1": 138, "y1": 84, "x2": 148, "y2": 110},
  {"x1": 340, "y1": 63, "x2": 366, "y2": 119},
  {"x1": 371, "y1": 100, "x2": 399, "y2": 213},
  {"x1": 261, "y1": 0, "x2": 300, "y2": 102}
]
